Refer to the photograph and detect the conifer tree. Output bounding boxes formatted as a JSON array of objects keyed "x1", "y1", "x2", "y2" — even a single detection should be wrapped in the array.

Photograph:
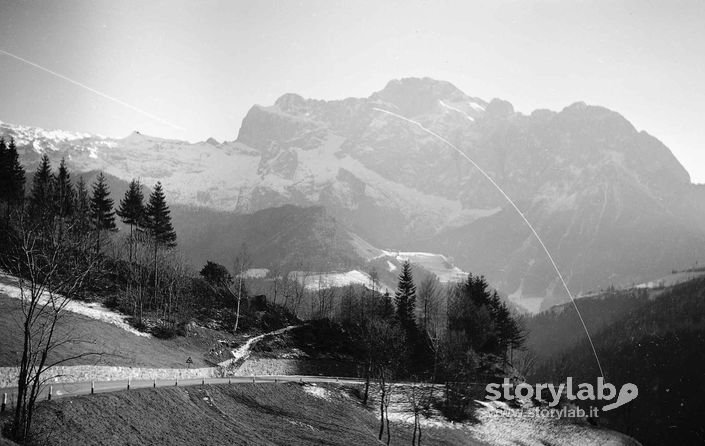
[
  {"x1": 53, "y1": 158, "x2": 74, "y2": 218},
  {"x1": 6, "y1": 139, "x2": 25, "y2": 207},
  {"x1": 145, "y1": 182, "x2": 176, "y2": 249},
  {"x1": 489, "y1": 290, "x2": 524, "y2": 361},
  {"x1": 28, "y1": 154, "x2": 54, "y2": 223},
  {"x1": 72, "y1": 177, "x2": 91, "y2": 233},
  {"x1": 394, "y1": 261, "x2": 417, "y2": 329},
  {"x1": 145, "y1": 181, "x2": 176, "y2": 301},
  {"x1": 0, "y1": 138, "x2": 8, "y2": 203},
  {"x1": 381, "y1": 290, "x2": 394, "y2": 320},
  {"x1": 90, "y1": 172, "x2": 116, "y2": 252},
  {"x1": 117, "y1": 179, "x2": 146, "y2": 262}
]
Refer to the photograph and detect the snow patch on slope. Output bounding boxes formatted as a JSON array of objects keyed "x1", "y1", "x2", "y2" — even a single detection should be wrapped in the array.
[
  {"x1": 439, "y1": 100, "x2": 475, "y2": 122},
  {"x1": 374, "y1": 251, "x2": 467, "y2": 283},
  {"x1": 0, "y1": 273, "x2": 150, "y2": 337},
  {"x1": 291, "y1": 270, "x2": 372, "y2": 290},
  {"x1": 302, "y1": 384, "x2": 332, "y2": 401}
]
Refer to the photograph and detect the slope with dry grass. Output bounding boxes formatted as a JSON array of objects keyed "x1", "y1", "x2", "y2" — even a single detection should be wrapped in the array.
[{"x1": 20, "y1": 383, "x2": 481, "y2": 446}]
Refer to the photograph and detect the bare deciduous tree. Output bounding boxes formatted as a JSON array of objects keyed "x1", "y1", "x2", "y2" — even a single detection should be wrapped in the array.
[
  {"x1": 1, "y1": 215, "x2": 101, "y2": 441},
  {"x1": 359, "y1": 317, "x2": 406, "y2": 443},
  {"x1": 231, "y1": 243, "x2": 251, "y2": 332},
  {"x1": 406, "y1": 383, "x2": 435, "y2": 446},
  {"x1": 417, "y1": 274, "x2": 440, "y2": 332}
]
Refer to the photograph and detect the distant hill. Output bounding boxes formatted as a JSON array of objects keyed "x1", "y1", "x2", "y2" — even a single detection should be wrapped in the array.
[
  {"x1": 170, "y1": 204, "x2": 371, "y2": 273},
  {"x1": 525, "y1": 288, "x2": 651, "y2": 361},
  {"x1": 530, "y1": 277, "x2": 705, "y2": 445}
]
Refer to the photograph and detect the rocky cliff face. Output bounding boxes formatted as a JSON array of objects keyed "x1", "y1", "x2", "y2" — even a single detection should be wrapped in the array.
[{"x1": 3, "y1": 77, "x2": 704, "y2": 310}]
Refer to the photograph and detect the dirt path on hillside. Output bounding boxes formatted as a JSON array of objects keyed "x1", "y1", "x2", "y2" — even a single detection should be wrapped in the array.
[{"x1": 218, "y1": 325, "x2": 302, "y2": 368}]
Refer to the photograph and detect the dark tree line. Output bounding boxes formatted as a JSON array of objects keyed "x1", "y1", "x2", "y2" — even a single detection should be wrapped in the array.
[{"x1": 0, "y1": 138, "x2": 25, "y2": 217}]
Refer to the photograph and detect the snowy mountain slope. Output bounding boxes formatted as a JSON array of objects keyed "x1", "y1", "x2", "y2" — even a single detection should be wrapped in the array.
[{"x1": 3, "y1": 77, "x2": 705, "y2": 309}]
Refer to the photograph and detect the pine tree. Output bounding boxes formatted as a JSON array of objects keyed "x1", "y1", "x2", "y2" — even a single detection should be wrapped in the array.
[
  {"x1": 145, "y1": 181, "x2": 176, "y2": 302},
  {"x1": 53, "y1": 158, "x2": 74, "y2": 218},
  {"x1": 117, "y1": 179, "x2": 146, "y2": 262},
  {"x1": 145, "y1": 182, "x2": 176, "y2": 249},
  {"x1": 381, "y1": 290, "x2": 394, "y2": 320},
  {"x1": 28, "y1": 154, "x2": 54, "y2": 223},
  {"x1": 72, "y1": 177, "x2": 91, "y2": 233},
  {"x1": 488, "y1": 290, "x2": 524, "y2": 361},
  {"x1": 0, "y1": 138, "x2": 8, "y2": 203},
  {"x1": 7, "y1": 139, "x2": 26, "y2": 207},
  {"x1": 90, "y1": 172, "x2": 116, "y2": 252},
  {"x1": 117, "y1": 179, "x2": 146, "y2": 228},
  {"x1": 394, "y1": 260, "x2": 417, "y2": 329}
]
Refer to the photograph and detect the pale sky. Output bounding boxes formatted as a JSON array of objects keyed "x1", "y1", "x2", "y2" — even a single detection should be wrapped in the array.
[{"x1": 1, "y1": 0, "x2": 704, "y2": 182}]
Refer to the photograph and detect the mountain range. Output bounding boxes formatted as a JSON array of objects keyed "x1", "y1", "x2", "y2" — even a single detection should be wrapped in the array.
[{"x1": 2, "y1": 77, "x2": 704, "y2": 311}]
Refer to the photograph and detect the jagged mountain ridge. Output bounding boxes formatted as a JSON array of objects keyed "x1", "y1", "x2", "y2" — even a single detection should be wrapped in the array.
[{"x1": 2, "y1": 77, "x2": 704, "y2": 310}]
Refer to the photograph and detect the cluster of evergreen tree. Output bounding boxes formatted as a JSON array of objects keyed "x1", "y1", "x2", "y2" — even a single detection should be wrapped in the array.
[
  {"x1": 390, "y1": 263, "x2": 526, "y2": 381},
  {"x1": 115, "y1": 179, "x2": 177, "y2": 259},
  {"x1": 445, "y1": 274, "x2": 525, "y2": 380},
  {"x1": 0, "y1": 138, "x2": 25, "y2": 213},
  {"x1": 328, "y1": 259, "x2": 525, "y2": 392},
  {"x1": 113, "y1": 179, "x2": 179, "y2": 331},
  {"x1": 0, "y1": 151, "x2": 177, "y2": 290},
  {"x1": 14, "y1": 154, "x2": 118, "y2": 242}
]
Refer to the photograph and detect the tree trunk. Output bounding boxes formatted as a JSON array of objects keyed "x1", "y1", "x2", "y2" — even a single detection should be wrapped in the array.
[
  {"x1": 418, "y1": 416, "x2": 423, "y2": 446},
  {"x1": 385, "y1": 394, "x2": 391, "y2": 446},
  {"x1": 378, "y1": 386, "x2": 385, "y2": 440},
  {"x1": 153, "y1": 241, "x2": 159, "y2": 303},
  {"x1": 128, "y1": 224, "x2": 133, "y2": 264},
  {"x1": 234, "y1": 272, "x2": 243, "y2": 332},
  {"x1": 412, "y1": 416, "x2": 417, "y2": 445},
  {"x1": 12, "y1": 317, "x2": 31, "y2": 439}
]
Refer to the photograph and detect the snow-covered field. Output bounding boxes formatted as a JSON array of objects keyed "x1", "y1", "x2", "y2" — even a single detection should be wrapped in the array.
[
  {"x1": 465, "y1": 404, "x2": 641, "y2": 446},
  {"x1": 375, "y1": 251, "x2": 468, "y2": 283},
  {"x1": 0, "y1": 273, "x2": 150, "y2": 337},
  {"x1": 290, "y1": 270, "x2": 374, "y2": 290},
  {"x1": 377, "y1": 387, "x2": 640, "y2": 446}
]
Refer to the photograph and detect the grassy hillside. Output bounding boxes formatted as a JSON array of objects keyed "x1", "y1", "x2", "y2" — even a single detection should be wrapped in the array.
[
  {"x1": 17, "y1": 383, "x2": 481, "y2": 446},
  {"x1": 0, "y1": 294, "x2": 232, "y2": 368}
]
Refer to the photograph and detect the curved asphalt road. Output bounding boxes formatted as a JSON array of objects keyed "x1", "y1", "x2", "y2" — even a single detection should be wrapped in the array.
[{"x1": 0, "y1": 375, "x2": 365, "y2": 408}]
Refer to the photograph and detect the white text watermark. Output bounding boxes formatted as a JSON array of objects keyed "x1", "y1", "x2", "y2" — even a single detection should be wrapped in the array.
[{"x1": 486, "y1": 378, "x2": 638, "y2": 412}]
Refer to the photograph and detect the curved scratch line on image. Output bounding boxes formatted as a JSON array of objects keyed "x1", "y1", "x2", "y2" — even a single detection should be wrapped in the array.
[
  {"x1": 373, "y1": 107, "x2": 605, "y2": 378},
  {"x1": 0, "y1": 49, "x2": 184, "y2": 131}
]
